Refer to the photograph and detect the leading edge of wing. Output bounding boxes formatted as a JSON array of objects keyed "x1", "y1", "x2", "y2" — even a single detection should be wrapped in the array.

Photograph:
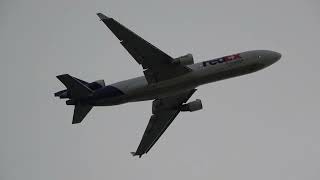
[
  {"x1": 132, "y1": 89, "x2": 197, "y2": 158},
  {"x1": 96, "y1": 13, "x2": 192, "y2": 83},
  {"x1": 96, "y1": 12, "x2": 174, "y2": 66}
]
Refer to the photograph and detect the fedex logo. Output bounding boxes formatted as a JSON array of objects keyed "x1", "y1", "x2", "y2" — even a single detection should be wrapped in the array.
[{"x1": 202, "y1": 54, "x2": 241, "y2": 67}]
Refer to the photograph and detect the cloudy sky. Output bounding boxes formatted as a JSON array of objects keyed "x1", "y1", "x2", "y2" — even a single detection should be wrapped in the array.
[{"x1": 1, "y1": 0, "x2": 320, "y2": 179}]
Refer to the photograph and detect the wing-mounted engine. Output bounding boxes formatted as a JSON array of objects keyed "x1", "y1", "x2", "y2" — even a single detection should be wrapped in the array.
[
  {"x1": 173, "y1": 54, "x2": 194, "y2": 65},
  {"x1": 152, "y1": 98, "x2": 203, "y2": 113},
  {"x1": 55, "y1": 79, "x2": 105, "y2": 99},
  {"x1": 181, "y1": 99, "x2": 203, "y2": 112}
]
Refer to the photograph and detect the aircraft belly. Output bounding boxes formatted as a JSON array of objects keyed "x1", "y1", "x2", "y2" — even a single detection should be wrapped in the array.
[
  {"x1": 89, "y1": 76, "x2": 195, "y2": 105},
  {"x1": 126, "y1": 74, "x2": 199, "y2": 102},
  {"x1": 91, "y1": 61, "x2": 263, "y2": 106},
  {"x1": 197, "y1": 63, "x2": 264, "y2": 85}
]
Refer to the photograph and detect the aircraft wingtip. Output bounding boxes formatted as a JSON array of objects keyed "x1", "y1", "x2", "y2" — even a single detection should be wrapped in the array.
[
  {"x1": 130, "y1": 152, "x2": 143, "y2": 158},
  {"x1": 96, "y1": 13, "x2": 110, "y2": 20}
]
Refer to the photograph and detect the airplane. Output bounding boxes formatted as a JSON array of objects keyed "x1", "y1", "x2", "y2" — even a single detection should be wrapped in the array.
[{"x1": 54, "y1": 13, "x2": 281, "y2": 158}]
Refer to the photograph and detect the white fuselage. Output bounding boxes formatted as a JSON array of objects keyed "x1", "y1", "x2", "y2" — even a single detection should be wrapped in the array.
[{"x1": 91, "y1": 50, "x2": 281, "y2": 106}]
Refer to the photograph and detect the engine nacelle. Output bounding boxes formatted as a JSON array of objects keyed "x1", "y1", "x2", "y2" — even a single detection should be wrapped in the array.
[
  {"x1": 88, "y1": 80, "x2": 105, "y2": 90},
  {"x1": 181, "y1": 99, "x2": 203, "y2": 112},
  {"x1": 55, "y1": 79, "x2": 105, "y2": 99},
  {"x1": 173, "y1": 54, "x2": 194, "y2": 65}
]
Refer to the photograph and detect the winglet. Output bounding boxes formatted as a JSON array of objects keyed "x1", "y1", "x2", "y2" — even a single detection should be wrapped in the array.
[
  {"x1": 97, "y1": 13, "x2": 110, "y2": 21},
  {"x1": 130, "y1": 152, "x2": 142, "y2": 158}
]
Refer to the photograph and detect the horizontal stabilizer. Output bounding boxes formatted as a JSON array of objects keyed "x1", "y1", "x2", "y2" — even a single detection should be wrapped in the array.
[
  {"x1": 54, "y1": 89, "x2": 67, "y2": 97},
  {"x1": 73, "y1": 103, "x2": 93, "y2": 124},
  {"x1": 56, "y1": 74, "x2": 93, "y2": 99}
]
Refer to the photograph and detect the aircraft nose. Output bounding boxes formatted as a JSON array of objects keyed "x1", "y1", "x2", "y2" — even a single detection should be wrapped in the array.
[
  {"x1": 273, "y1": 52, "x2": 282, "y2": 61},
  {"x1": 265, "y1": 51, "x2": 281, "y2": 65}
]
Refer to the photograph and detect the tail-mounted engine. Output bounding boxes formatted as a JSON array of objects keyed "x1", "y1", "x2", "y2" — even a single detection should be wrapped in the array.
[
  {"x1": 54, "y1": 79, "x2": 105, "y2": 99},
  {"x1": 88, "y1": 80, "x2": 105, "y2": 90},
  {"x1": 173, "y1": 54, "x2": 194, "y2": 65},
  {"x1": 181, "y1": 99, "x2": 203, "y2": 112}
]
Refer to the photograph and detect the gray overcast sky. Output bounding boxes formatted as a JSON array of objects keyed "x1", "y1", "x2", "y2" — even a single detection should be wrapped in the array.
[{"x1": 1, "y1": 0, "x2": 320, "y2": 179}]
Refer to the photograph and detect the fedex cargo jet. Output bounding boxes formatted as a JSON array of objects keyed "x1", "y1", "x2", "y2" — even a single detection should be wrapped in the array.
[{"x1": 54, "y1": 13, "x2": 281, "y2": 157}]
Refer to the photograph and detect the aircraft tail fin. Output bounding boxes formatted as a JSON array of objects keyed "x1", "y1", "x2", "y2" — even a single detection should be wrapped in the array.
[
  {"x1": 56, "y1": 74, "x2": 93, "y2": 99},
  {"x1": 72, "y1": 103, "x2": 93, "y2": 124}
]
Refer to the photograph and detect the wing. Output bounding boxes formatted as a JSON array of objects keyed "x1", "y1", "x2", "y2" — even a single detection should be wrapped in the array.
[
  {"x1": 97, "y1": 13, "x2": 191, "y2": 83},
  {"x1": 131, "y1": 89, "x2": 197, "y2": 157}
]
